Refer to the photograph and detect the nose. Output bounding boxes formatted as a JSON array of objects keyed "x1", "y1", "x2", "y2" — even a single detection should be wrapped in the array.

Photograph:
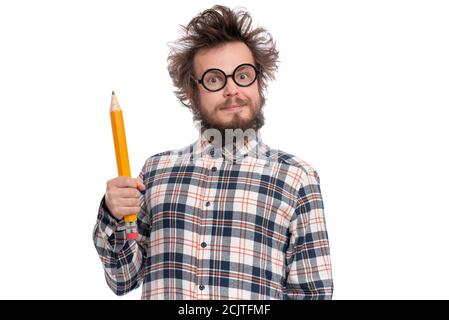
[{"x1": 223, "y1": 75, "x2": 239, "y2": 97}]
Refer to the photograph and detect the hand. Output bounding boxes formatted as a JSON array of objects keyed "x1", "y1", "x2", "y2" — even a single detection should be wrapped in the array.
[{"x1": 104, "y1": 176, "x2": 145, "y2": 220}]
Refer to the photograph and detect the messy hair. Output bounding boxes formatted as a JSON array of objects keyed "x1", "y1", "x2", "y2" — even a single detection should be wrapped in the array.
[{"x1": 167, "y1": 5, "x2": 279, "y2": 111}]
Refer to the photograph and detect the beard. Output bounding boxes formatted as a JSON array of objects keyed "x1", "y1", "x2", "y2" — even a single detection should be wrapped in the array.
[{"x1": 191, "y1": 93, "x2": 266, "y2": 141}]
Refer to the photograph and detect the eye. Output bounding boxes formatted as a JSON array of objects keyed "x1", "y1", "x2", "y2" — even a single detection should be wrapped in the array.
[
  {"x1": 238, "y1": 73, "x2": 249, "y2": 80},
  {"x1": 205, "y1": 74, "x2": 224, "y2": 85}
]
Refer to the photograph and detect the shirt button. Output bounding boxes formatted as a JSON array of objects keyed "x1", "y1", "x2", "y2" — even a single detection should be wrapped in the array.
[
  {"x1": 211, "y1": 166, "x2": 217, "y2": 172},
  {"x1": 199, "y1": 284, "x2": 205, "y2": 291},
  {"x1": 205, "y1": 201, "x2": 210, "y2": 207},
  {"x1": 201, "y1": 242, "x2": 207, "y2": 248}
]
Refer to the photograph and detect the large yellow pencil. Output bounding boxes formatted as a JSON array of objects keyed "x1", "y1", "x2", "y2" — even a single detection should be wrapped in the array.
[{"x1": 109, "y1": 91, "x2": 138, "y2": 240}]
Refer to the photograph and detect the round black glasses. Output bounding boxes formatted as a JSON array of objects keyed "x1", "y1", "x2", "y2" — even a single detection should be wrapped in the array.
[{"x1": 193, "y1": 63, "x2": 260, "y2": 92}]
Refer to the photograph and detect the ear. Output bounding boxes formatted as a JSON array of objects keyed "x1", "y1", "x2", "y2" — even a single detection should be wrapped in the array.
[{"x1": 185, "y1": 87, "x2": 197, "y2": 109}]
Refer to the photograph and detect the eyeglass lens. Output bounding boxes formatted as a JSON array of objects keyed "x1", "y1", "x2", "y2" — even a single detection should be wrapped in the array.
[{"x1": 202, "y1": 64, "x2": 257, "y2": 91}]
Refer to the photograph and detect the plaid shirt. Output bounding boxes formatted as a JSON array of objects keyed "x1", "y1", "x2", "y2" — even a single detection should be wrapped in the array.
[{"x1": 93, "y1": 130, "x2": 333, "y2": 300}]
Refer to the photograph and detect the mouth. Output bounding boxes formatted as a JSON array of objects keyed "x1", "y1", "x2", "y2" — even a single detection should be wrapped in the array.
[{"x1": 221, "y1": 104, "x2": 245, "y2": 112}]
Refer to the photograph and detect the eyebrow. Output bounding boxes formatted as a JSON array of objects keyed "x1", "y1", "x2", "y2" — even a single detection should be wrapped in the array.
[{"x1": 201, "y1": 63, "x2": 254, "y2": 74}]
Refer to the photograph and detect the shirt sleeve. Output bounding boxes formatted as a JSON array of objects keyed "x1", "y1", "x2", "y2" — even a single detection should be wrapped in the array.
[
  {"x1": 92, "y1": 164, "x2": 151, "y2": 296},
  {"x1": 284, "y1": 169, "x2": 334, "y2": 300}
]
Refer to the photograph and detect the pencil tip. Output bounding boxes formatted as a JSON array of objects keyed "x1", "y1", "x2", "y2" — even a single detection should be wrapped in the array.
[{"x1": 110, "y1": 91, "x2": 121, "y2": 111}]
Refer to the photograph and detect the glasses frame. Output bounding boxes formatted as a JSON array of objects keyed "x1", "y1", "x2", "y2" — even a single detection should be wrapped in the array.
[{"x1": 193, "y1": 63, "x2": 260, "y2": 92}]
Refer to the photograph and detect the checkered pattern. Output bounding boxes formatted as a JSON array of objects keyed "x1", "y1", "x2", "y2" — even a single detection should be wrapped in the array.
[{"x1": 93, "y1": 131, "x2": 333, "y2": 300}]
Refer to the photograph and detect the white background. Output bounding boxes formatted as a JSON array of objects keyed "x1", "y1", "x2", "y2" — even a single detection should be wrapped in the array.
[{"x1": 0, "y1": 0, "x2": 448, "y2": 300}]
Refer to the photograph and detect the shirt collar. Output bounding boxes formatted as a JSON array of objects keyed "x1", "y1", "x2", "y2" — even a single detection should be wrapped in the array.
[{"x1": 191, "y1": 127, "x2": 269, "y2": 162}]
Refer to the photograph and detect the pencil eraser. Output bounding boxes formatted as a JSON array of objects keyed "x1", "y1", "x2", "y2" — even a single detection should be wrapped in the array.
[{"x1": 126, "y1": 232, "x2": 138, "y2": 240}]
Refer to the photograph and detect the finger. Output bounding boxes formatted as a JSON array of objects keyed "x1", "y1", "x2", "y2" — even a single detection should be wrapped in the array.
[
  {"x1": 120, "y1": 206, "x2": 142, "y2": 215},
  {"x1": 117, "y1": 188, "x2": 142, "y2": 198},
  {"x1": 114, "y1": 176, "x2": 139, "y2": 188},
  {"x1": 117, "y1": 198, "x2": 141, "y2": 207},
  {"x1": 135, "y1": 177, "x2": 145, "y2": 189}
]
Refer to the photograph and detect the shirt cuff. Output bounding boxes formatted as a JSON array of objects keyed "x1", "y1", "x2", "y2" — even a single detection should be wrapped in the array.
[{"x1": 97, "y1": 195, "x2": 126, "y2": 238}]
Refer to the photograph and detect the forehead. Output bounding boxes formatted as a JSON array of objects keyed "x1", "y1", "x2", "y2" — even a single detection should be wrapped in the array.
[{"x1": 193, "y1": 41, "x2": 255, "y2": 76}]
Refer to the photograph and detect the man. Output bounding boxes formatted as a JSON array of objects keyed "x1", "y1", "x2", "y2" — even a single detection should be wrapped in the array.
[{"x1": 93, "y1": 5, "x2": 333, "y2": 300}]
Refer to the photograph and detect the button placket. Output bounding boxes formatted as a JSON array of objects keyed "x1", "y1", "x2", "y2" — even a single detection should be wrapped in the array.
[{"x1": 197, "y1": 160, "x2": 214, "y2": 298}]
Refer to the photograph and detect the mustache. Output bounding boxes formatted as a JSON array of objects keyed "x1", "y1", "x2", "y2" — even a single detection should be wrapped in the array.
[{"x1": 221, "y1": 97, "x2": 249, "y2": 109}]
